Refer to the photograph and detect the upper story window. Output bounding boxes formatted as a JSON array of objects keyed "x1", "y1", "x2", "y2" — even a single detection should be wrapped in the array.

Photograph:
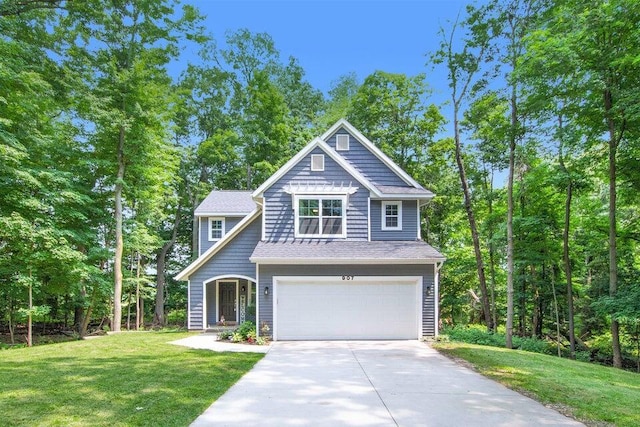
[
  {"x1": 382, "y1": 201, "x2": 402, "y2": 231},
  {"x1": 208, "y1": 217, "x2": 225, "y2": 241},
  {"x1": 295, "y1": 195, "x2": 347, "y2": 238},
  {"x1": 311, "y1": 154, "x2": 325, "y2": 171},
  {"x1": 336, "y1": 134, "x2": 350, "y2": 151}
]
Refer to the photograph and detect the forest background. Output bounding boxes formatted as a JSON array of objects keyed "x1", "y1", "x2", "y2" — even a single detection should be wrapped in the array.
[{"x1": 1, "y1": 0, "x2": 639, "y2": 370}]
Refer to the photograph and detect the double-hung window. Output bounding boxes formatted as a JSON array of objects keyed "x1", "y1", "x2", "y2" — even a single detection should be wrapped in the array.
[
  {"x1": 208, "y1": 217, "x2": 225, "y2": 241},
  {"x1": 382, "y1": 201, "x2": 402, "y2": 231},
  {"x1": 295, "y1": 196, "x2": 347, "y2": 238}
]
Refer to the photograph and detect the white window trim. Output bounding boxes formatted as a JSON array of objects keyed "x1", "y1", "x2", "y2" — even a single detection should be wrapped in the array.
[
  {"x1": 208, "y1": 217, "x2": 225, "y2": 241},
  {"x1": 336, "y1": 134, "x2": 350, "y2": 151},
  {"x1": 294, "y1": 194, "x2": 347, "y2": 238},
  {"x1": 382, "y1": 201, "x2": 402, "y2": 231},
  {"x1": 311, "y1": 154, "x2": 325, "y2": 171}
]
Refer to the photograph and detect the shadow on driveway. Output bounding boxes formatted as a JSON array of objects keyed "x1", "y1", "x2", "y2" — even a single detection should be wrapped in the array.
[{"x1": 191, "y1": 341, "x2": 583, "y2": 426}]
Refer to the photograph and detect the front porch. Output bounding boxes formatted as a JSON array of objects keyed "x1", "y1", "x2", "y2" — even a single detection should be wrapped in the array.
[{"x1": 204, "y1": 276, "x2": 256, "y2": 329}]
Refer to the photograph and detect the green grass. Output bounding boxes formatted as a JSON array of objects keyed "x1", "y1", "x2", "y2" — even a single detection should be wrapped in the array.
[
  {"x1": 433, "y1": 341, "x2": 640, "y2": 427},
  {"x1": 0, "y1": 331, "x2": 264, "y2": 426}
]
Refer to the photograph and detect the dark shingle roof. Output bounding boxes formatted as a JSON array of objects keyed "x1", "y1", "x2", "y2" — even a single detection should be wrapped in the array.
[
  {"x1": 194, "y1": 190, "x2": 255, "y2": 216},
  {"x1": 250, "y1": 240, "x2": 445, "y2": 263}
]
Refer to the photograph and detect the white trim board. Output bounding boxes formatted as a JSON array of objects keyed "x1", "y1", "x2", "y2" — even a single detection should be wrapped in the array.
[
  {"x1": 249, "y1": 257, "x2": 445, "y2": 265},
  {"x1": 321, "y1": 119, "x2": 425, "y2": 190},
  {"x1": 175, "y1": 208, "x2": 261, "y2": 281},
  {"x1": 252, "y1": 137, "x2": 381, "y2": 199}
]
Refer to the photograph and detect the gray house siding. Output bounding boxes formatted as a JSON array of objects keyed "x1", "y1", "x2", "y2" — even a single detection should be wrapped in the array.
[
  {"x1": 325, "y1": 128, "x2": 410, "y2": 188},
  {"x1": 257, "y1": 263, "x2": 436, "y2": 337},
  {"x1": 370, "y1": 200, "x2": 418, "y2": 241},
  {"x1": 188, "y1": 215, "x2": 261, "y2": 329},
  {"x1": 263, "y1": 147, "x2": 369, "y2": 242},
  {"x1": 199, "y1": 216, "x2": 242, "y2": 256}
]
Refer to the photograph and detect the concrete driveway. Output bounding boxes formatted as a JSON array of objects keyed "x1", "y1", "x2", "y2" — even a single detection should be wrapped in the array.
[{"x1": 190, "y1": 341, "x2": 583, "y2": 426}]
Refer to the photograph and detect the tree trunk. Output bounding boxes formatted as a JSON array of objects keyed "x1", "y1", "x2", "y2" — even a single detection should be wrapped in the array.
[
  {"x1": 564, "y1": 181, "x2": 576, "y2": 358},
  {"x1": 453, "y1": 111, "x2": 492, "y2": 331},
  {"x1": 487, "y1": 170, "x2": 498, "y2": 332},
  {"x1": 191, "y1": 215, "x2": 198, "y2": 261},
  {"x1": 505, "y1": 97, "x2": 516, "y2": 349},
  {"x1": 136, "y1": 252, "x2": 144, "y2": 331},
  {"x1": 113, "y1": 124, "x2": 125, "y2": 332},
  {"x1": 27, "y1": 278, "x2": 33, "y2": 347},
  {"x1": 8, "y1": 296, "x2": 15, "y2": 345},
  {"x1": 154, "y1": 204, "x2": 181, "y2": 327},
  {"x1": 127, "y1": 289, "x2": 132, "y2": 330},
  {"x1": 605, "y1": 88, "x2": 622, "y2": 369}
]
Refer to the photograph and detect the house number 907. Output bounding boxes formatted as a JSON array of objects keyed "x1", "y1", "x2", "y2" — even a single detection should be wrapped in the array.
[{"x1": 342, "y1": 275, "x2": 354, "y2": 280}]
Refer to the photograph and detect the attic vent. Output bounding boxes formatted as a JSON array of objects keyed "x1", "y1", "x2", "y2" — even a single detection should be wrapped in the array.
[
  {"x1": 311, "y1": 154, "x2": 325, "y2": 171},
  {"x1": 336, "y1": 134, "x2": 350, "y2": 151}
]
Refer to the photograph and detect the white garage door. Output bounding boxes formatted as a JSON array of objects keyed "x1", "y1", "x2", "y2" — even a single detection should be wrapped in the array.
[{"x1": 274, "y1": 277, "x2": 421, "y2": 340}]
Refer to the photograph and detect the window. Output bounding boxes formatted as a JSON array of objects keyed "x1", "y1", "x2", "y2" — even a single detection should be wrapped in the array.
[
  {"x1": 208, "y1": 217, "x2": 225, "y2": 241},
  {"x1": 382, "y1": 201, "x2": 402, "y2": 231},
  {"x1": 295, "y1": 196, "x2": 346, "y2": 237},
  {"x1": 311, "y1": 154, "x2": 324, "y2": 171},
  {"x1": 336, "y1": 134, "x2": 350, "y2": 151}
]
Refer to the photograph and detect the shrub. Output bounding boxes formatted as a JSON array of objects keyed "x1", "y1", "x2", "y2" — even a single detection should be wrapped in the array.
[
  {"x1": 167, "y1": 309, "x2": 187, "y2": 326},
  {"x1": 217, "y1": 330, "x2": 233, "y2": 340},
  {"x1": 442, "y1": 324, "x2": 557, "y2": 356},
  {"x1": 235, "y1": 321, "x2": 256, "y2": 341}
]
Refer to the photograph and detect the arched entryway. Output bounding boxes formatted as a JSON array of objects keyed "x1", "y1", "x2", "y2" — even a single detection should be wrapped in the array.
[{"x1": 203, "y1": 275, "x2": 256, "y2": 328}]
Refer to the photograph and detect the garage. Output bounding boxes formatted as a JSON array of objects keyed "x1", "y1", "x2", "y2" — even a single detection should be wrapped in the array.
[{"x1": 273, "y1": 276, "x2": 422, "y2": 340}]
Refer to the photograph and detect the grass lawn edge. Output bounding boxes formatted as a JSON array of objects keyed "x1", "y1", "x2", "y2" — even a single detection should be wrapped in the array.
[{"x1": 431, "y1": 342, "x2": 614, "y2": 427}]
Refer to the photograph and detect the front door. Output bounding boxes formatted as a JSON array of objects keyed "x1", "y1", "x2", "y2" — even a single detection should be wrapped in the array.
[{"x1": 218, "y1": 281, "x2": 236, "y2": 323}]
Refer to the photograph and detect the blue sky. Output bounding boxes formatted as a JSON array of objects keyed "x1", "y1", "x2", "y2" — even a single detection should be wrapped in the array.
[{"x1": 189, "y1": 0, "x2": 470, "y2": 100}]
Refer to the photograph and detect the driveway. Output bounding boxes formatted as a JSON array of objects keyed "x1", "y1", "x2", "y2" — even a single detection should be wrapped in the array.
[{"x1": 190, "y1": 341, "x2": 583, "y2": 426}]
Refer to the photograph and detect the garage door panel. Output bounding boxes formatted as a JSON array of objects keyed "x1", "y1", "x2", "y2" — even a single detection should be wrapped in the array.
[{"x1": 276, "y1": 280, "x2": 419, "y2": 340}]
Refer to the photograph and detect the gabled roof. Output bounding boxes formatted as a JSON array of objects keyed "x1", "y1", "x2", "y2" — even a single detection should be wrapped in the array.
[
  {"x1": 250, "y1": 240, "x2": 445, "y2": 264},
  {"x1": 251, "y1": 137, "x2": 382, "y2": 199},
  {"x1": 194, "y1": 190, "x2": 255, "y2": 216},
  {"x1": 175, "y1": 208, "x2": 261, "y2": 281},
  {"x1": 321, "y1": 119, "x2": 426, "y2": 191}
]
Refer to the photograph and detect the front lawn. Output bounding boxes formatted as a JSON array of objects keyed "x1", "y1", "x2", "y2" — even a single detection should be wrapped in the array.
[
  {"x1": 0, "y1": 331, "x2": 263, "y2": 426},
  {"x1": 434, "y1": 341, "x2": 640, "y2": 427}
]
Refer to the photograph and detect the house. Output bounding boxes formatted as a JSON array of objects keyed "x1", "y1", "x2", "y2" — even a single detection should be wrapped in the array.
[{"x1": 175, "y1": 119, "x2": 445, "y2": 340}]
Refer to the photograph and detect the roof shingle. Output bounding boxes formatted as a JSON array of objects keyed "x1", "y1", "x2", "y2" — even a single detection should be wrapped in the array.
[
  {"x1": 194, "y1": 190, "x2": 255, "y2": 216},
  {"x1": 250, "y1": 240, "x2": 445, "y2": 263}
]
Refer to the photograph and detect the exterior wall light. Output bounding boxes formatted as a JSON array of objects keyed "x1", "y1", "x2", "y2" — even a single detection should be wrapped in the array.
[
  {"x1": 241, "y1": 285, "x2": 246, "y2": 293},
  {"x1": 264, "y1": 286, "x2": 269, "y2": 296},
  {"x1": 425, "y1": 284, "x2": 433, "y2": 296}
]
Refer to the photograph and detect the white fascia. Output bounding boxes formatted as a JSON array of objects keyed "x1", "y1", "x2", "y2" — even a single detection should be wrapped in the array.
[
  {"x1": 195, "y1": 212, "x2": 253, "y2": 217},
  {"x1": 321, "y1": 119, "x2": 424, "y2": 190},
  {"x1": 175, "y1": 208, "x2": 261, "y2": 281},
  {"x1": 248, "y1": 257, "x2": 444, "y2": 265},
  {"x1": 252, "y1": 137, "x2": 381, "y2": 199}
]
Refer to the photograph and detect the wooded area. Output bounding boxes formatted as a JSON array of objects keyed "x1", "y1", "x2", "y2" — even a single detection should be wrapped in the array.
[{"x1": 1, "y1": 0, "x2": 638, "y2": 370}]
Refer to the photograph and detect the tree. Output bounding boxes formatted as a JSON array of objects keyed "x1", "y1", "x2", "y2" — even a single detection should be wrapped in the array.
[
  {"x1": 63, "y1": 0, "x2": 198, "y2": 331},
  {"x1": 462, "y1": 91, "x2": 509, "y2": 329},
  {"x1": 317, "y1": 72, "x2": 360, "y2": 129},
  {"x1": 348, "y1": 71, "x2": 445, "y2": 178},
  {"x1": 433, "y1": 3, "x2": 500, "y2": 332},
  {"x1": 525, "y1": 0, "x2": 640, "y2": 368}
]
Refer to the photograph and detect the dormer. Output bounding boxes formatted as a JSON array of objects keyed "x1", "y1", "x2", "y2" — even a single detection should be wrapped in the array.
[{"x1": 194, "y1": 191, "x2": 256, "y2": 256}]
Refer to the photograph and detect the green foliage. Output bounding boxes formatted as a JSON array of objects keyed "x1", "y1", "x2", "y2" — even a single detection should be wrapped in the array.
[{"x1": 442, "y1": 324, "x2": 558, "y2": 356}]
